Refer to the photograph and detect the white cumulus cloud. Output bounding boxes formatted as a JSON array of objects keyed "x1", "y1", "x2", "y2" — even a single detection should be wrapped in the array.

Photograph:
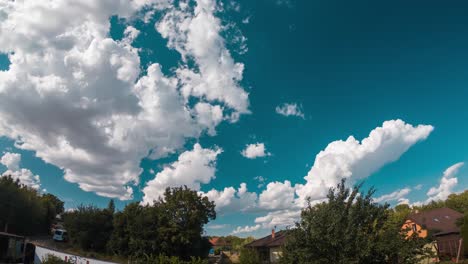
[
  {"x1": 0, "y1": 0, "x2": 249, "y2": 200},
  {"x1": 142, "y1": 144, "x2": 222, "y2": 205},
  {"x1": 426, "y1": 162, "x2": 464, "y2": 203},
  {"x1": 259, "y1": 181, "x2": 297, "y2": 210},
  {"x1": 225, "y1": 119, "x2": 433, "y2": 229},
  {"x1": 203, "y1": 183, "x2": 258, "y2": 214},
  {"x1": 241, "y1": 143, "x2": 270, "y2": 159},
  {"x1": 295, "y1": 119, "x2": 433, "y2": 206},
  {"x1": 232, "y1": 224, "x2": 261, "y2": 235},
  {"x1": 1, "y1": 152, "x2": 40, "y2": 189},
  {"x1": 374, "y1": 188, "x2": 411, "y2": 204},
  {"x1": 0, "y1": 152, "x2": 21, "y2": 171},
  {"x1": 275, "y1": 103, "x2": 304, "y2": 118}
]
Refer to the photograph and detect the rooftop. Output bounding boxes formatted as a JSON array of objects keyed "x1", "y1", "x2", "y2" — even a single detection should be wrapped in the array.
[
  {"x1": 245, "y1": 230, "x2": 287, "y2": 248},
  {"x1": 408, "y1": 207, "x2": 463, "y2": 235}
]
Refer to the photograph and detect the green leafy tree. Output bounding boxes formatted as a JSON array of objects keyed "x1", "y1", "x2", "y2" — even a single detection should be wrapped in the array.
[
  {"x1": 0, "y1": 175, "x2": 60, "y2": 235},
  {"x1": 107, "y1": 199, "x2": 115, "y2": 214},
  {"x1": 108, "y1": 186, "x2": 216, "y2": 260},
  {"x1": 445, "y1": 191, "x2": 468, "y2": 213},
  {"x1": 280, "y1": 179, "x2": 432, "y2": 264},
  {"x1": 63, "y1": 204, "x2": 113, "y2": 252}
]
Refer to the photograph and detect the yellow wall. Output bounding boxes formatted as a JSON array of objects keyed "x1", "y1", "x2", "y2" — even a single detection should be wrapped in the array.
[{"x1": 402, "y1": 219, "x2": 427, "y2": 238}]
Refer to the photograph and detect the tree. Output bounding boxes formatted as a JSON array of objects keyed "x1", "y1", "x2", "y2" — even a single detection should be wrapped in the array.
[
  {"x1": 107, "y1": 199, "x2": 115, "y2": 214},
  {"x1": 280, "y1": 179, "x2": 432, "y2": 264},
  {"x1": 445, "y1": 191, "x2": 468, "y2": 213},
  {"x1": 63, "y1": 205, "x2": 113, "y2": 252},
  {"x1": 108, "y1": 186, "x2": 216, "y2": 260},
  {"x1": 0, "y1": 175, "x2": 58, "y2": 235},
  {"x1": 41, "y1": 193, "x2": 65, "y2": 230}
]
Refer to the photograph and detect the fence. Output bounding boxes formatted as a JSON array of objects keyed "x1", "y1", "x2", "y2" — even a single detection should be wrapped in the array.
[{"x1": 34, "y1": 246, "x2": 117, "y2": 264}]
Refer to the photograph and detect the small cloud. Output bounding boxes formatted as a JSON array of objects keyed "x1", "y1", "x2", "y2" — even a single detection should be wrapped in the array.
[
  {"x1": 275, "y1": 103, "x2": 305, "y2": 119},
  {"x1": 241, "y1": 143, "x2": 271, "y2": 159},
  {"x1": 242, "y1": 16, "x2": 250, "y2": 24},
  {"x1": 232, "y1": 224, "x2": 261, "y2": 235},
  {"x1": 206, "y1": 224, "x2": 230, "y2": 230},
  {"x1": 374, "y1": 188, "x2": 411, "y2": 204},
  {"x1": 275, "y1": 0, "x2": 294, "y2": 8},
  {"x1": 254, "y1": 176, "x2": 267, "y2": 188},
  {"x1": 414, "y1": 184, "x2": 423, "y2": 190}
]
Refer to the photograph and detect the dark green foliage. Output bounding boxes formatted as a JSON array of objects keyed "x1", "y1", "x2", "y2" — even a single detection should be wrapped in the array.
[
  {"x1": 0, "y1": 176, "x2": 63, "y2": 235},
  {"x1": 239, "y1": 248, "x2": 261, "y2": 264},
  {"x1": 445, "y1": 191, "x2": 468, "y2": 213},
  {"x1": 107, "y1": 186, "x2": 216, "y2": 260},
  {"x1": 461, "y1": 212, "x2": 468, "y2": 256},
  {"x1": 62, "y1": 203, "x2": 114, "y2": 252},
  {"x1": 280, "y1": 179, "x2": 432, "y2": 264},
  {"x1": 107, "y1": 199, "x2": 115, "y2": 214}
]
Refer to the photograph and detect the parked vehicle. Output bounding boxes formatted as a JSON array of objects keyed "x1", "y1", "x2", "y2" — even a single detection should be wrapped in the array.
[{"x1": 52, "y1": 229, "x2": 68, "y2": 242}]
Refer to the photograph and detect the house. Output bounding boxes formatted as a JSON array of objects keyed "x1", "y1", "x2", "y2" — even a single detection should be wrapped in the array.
[
  {"x1": 402, "y1": 207, "x2": 464, "y2": 260},
  {"x1": 209, "y1": 237, "x2": 231, "y2": 255},
  {"x1": 0, "y1": 232, "x2": 25, "y2": 263},
  {"x1": 245, "y1": 229, "x2": 287, "y2": 263}
]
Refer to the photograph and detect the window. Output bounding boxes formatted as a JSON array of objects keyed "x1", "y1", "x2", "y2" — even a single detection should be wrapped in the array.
[{"x1": 412, "y1": 224, "x2": 417, "y2": 232}]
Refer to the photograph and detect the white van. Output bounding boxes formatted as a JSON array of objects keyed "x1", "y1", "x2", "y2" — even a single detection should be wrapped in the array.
[{"x1": 52, "y1": 229, "x2": 68, "y2": 242}]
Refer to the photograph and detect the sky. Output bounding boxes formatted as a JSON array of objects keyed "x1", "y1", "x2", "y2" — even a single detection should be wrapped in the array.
[{"x1": 0, "y1": 0, "x2": 467, "y2": 237}]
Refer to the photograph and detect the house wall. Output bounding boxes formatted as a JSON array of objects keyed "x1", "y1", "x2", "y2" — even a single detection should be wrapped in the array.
[
  {"x1": 269, "y1": 247, "x2": 282, "y2": 263},
  {"x1": 436, "y1": 234, "x2": 463, "y2": 259},
  {"x1": 402, "y1": 220, "x2": 428, "y2": 238}
]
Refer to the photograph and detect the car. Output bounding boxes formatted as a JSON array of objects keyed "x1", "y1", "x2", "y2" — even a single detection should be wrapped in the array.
[{"x1": 52, "y1": 229, "x2": 68, "y2": 242}]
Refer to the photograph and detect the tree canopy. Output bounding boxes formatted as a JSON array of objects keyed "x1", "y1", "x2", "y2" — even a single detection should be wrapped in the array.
[
  {"x1": 280, "y1": 180, "x2": 432, "y2": 264},
  {"x1": 0, "y1": 175, "x2": 63, "y2": 235},
  {"x1": 64, "y1": 186, "x2": 215, "y2": 261}
]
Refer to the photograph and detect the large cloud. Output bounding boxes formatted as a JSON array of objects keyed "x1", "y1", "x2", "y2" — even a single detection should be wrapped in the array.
[
  {"x1": 221, "y1": 119, "x2": 433, "y2": 234},
  {"x1": 156, "y1": 0, "x2": 249, "y2": 117},
  {"x1": 142, "y1": 143, "x2": 222, "y2": 204},
  {"x1": 0, "y1": 0, "x2": 249, "y2": 200},
  {"x1": 295, "y1": 119, "x2": 433, "y2": 205}
]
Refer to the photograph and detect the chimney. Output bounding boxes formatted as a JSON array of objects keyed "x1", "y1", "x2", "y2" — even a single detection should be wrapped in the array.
[{"x1": 271, "y1": 229, "x2": 275, "y2": 239}]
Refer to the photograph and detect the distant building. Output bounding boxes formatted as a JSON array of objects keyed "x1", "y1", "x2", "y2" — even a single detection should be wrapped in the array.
[
  {"x1": 245, "y1": 229, "x2": 287, "y2": 263},
  {"x1": 402, "y1": 207, "x2": 464, "y2": 260},
  {"x1": 209, "y1": 237, "x2": 231, "y2": 255}
]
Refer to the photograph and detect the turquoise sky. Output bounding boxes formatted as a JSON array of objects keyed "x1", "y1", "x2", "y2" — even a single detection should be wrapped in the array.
[{"x1": 0, "y1": 0, "x2": 467, "y2": 237}]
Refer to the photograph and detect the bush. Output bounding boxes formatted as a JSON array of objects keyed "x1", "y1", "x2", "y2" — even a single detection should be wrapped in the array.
[
  {"x1": 132, "y1": 254, "x2": 208, "y2": 264},
  {"x1": 239, "y1": 248, "x2": 260, "y2": 264}
]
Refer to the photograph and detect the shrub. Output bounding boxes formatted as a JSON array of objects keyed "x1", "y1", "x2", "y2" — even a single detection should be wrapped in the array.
[{"x1": 239, "y1": 248, "x2": 261, "y2": 264}]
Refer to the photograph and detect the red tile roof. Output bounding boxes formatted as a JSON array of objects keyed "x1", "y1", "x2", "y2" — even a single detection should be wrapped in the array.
[
  {"x1": 245, "y1": 230, "x2": 287, "y2": 248},
  {"x1": 408, "y1": 207, "x2": 463, "y2": 236}
]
